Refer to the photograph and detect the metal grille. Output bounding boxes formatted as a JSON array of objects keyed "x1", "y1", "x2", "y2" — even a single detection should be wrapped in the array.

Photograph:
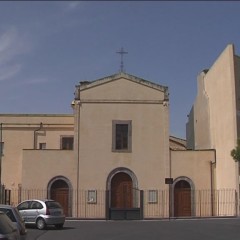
[{"x1": 6, "y1": 188, "x2": 237, "y2": 219}]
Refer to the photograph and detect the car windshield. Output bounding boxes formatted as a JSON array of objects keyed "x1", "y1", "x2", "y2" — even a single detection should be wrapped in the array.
[
  {"x1": 0, "y1": 208, "x2": 16, "y2": 222},
  {"x1": 0, "y1": 213, "x2": 15, "y2": 234},
  {"x1": 45, "y1": 201, "x2": 62, "y2": 209}
]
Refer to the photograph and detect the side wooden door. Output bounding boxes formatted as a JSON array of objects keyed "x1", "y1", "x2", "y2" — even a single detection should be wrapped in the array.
[
  {"x1": 51, "y1": 188, "x2": 69, "y2": 216},
  {"x1": 50, "y1": 180, "x2": 69, "y2": 216},
  {"x1": 174, "y1": 180, "x2": 191, "y2": 217}
]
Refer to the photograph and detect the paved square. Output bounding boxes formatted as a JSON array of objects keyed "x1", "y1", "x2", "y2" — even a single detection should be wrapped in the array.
[{"x1": 26, "y1": 218, "x2": 240, "y2": 240}]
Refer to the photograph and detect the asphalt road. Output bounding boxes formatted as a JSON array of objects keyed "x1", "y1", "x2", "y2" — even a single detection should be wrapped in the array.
[{"x1": 24, "y1": 218, "x2": 240, "y2": 240}]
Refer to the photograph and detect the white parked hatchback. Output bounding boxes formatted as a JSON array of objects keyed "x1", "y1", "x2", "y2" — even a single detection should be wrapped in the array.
[{"x1": 17, "y1": 199, "x2": 65, "y2": 230}]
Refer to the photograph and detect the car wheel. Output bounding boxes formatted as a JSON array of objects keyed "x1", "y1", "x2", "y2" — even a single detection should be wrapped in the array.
[
  {"x1": 36, "y1": 218, "x2": 46, "y2": 230},
  {"x1": 55, "y1": 224, "x2": 64, "y2": 229}
]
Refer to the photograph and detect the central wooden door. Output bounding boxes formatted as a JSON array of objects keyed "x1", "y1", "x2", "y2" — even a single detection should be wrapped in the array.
[
  {"x1": 174, "y1": 180, "x2": 191, "y2": 217},
  {"x1": 111, "y1": 172, "x2": 133, "y2": 208}
]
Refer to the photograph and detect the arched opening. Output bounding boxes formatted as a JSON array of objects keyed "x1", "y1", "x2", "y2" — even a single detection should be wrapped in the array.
[
  {"x1": 106, "y1": 168, "x2": 142, "y2": 220},
  {"x1": 111, "y1": 172, "x2": 133, "y2": 208},
  {"x1": 48, "y1": 177, "x2": 72, "y2": 217},
  {"x1": 174, "y1": 180, "x2": 191, "y2": 217}
]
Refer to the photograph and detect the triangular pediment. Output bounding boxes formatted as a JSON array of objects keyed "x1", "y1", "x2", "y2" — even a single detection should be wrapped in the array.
[{"x1": 77, "y1": 72, "x2": 168, "y2": 102}]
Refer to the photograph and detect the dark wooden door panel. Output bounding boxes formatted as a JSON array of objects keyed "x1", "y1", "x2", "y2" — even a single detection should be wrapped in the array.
[
  {"x1": 111, "y1": 173, "x2": 133, "y2": 208},
  {"x1": 51, "y1": 188, "x2": 69, "y2": 216},
  {"x1": 174, "y1": 189, "x2": 191, "y2": 217}
]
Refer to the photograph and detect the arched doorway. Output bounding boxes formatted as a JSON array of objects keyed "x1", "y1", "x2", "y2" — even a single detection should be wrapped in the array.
[
  {"x1": 106, "y1": 168, "x2": 142, "y2": 220},
  {"x1": 174, "y1": 180, "x2": 192, "y2": 217},
  {"x1": 48, "y1": 177, "x2": 72, "y2": 217},
  {"x1": 111, "y1": 172, "x2": 133, "y2": 208}
]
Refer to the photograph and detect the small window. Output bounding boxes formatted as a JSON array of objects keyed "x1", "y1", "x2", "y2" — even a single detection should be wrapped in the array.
[
  {"x1": 61, "y1": 136, "x2": 74, "y2": 150},
  {"x1": 112, "y1": 120, "x2": 132, "y2": 152},
  {"x1": 148, "y1": 190, "x2": 158, "y2": 203},
  {"x1": 87, "y1": 190, "x2": 97, "y2": 204},
  {"x1": 0, "y1": 142, "x2": 4, "y2": 156},
  {"x1": 39, "y1": 143, "x2": 46, "y2": 150}
]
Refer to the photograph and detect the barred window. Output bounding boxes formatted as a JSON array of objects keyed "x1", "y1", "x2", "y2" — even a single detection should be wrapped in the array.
[
  {"x1": 148, "y1": 190, "x2": 158, "y2": 203},
  {"x1": 39, "y1": 143, "x2": 46, "y2": 150},
  {"x1": 112, "y1": 121, "x2": 132, "y2": 152},
  {"x1": 61, "y1": 136, "x2": 74, "y2": 150},
  {"x1": 0, "y1": 142, "x2": 4, "y2": 156}
]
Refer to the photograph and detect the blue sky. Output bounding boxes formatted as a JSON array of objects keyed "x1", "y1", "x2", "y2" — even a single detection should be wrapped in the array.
[{"x1": 0, "y1": 1, "x2": 240, "y2": 139}]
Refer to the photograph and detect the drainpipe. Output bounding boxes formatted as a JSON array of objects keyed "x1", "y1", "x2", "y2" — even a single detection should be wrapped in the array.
[
  {"x1": 0, "y1": 123, "x2": 2, "y2": 187},
  {"x1": 74, "y1": 86, "x2": 81, "y2": 218},
  {"x1": 210, "y1": 152, "x2": 216, "y2": 216},
  {"x1": 77, "y1": 101, "x2": 80, "y2": 218},
  {"x1": 169, "y1": 149, "x2": 172, "y2": 220},
  {"x1": 33, "y1": 122, "x2": 43, "y2": 149},
  {"x1": 210, "y1": 161, "x2": 213, "y2": 216}
]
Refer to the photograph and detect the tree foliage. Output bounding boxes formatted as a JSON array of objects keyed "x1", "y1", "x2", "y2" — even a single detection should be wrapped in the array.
[{"x1": 230, "y1": 139, "x2": 240, "y2": 162}]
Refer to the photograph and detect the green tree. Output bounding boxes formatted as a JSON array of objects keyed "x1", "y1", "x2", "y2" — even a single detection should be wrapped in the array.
[{"x1": 231, "y1": 139, "x2": 240, "y2": 162}]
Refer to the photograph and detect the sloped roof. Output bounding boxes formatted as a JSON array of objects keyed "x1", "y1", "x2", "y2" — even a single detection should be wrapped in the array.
[
  {"x1": 78, "y1": 72, "x2": 168, "y2": 99},
  {"x1": 169, "y1": 136, "x2": 187, "y2": 150}
]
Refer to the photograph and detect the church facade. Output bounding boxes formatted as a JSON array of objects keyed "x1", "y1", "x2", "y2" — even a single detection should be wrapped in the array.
[{"x1": 0, "y1": 44, "x2": 239, "y2": 219}]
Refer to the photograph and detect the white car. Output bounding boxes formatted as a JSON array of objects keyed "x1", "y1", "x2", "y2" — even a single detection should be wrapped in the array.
[{"x1": 17, "y1": 199, "x2": 65, "y2": 230}]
